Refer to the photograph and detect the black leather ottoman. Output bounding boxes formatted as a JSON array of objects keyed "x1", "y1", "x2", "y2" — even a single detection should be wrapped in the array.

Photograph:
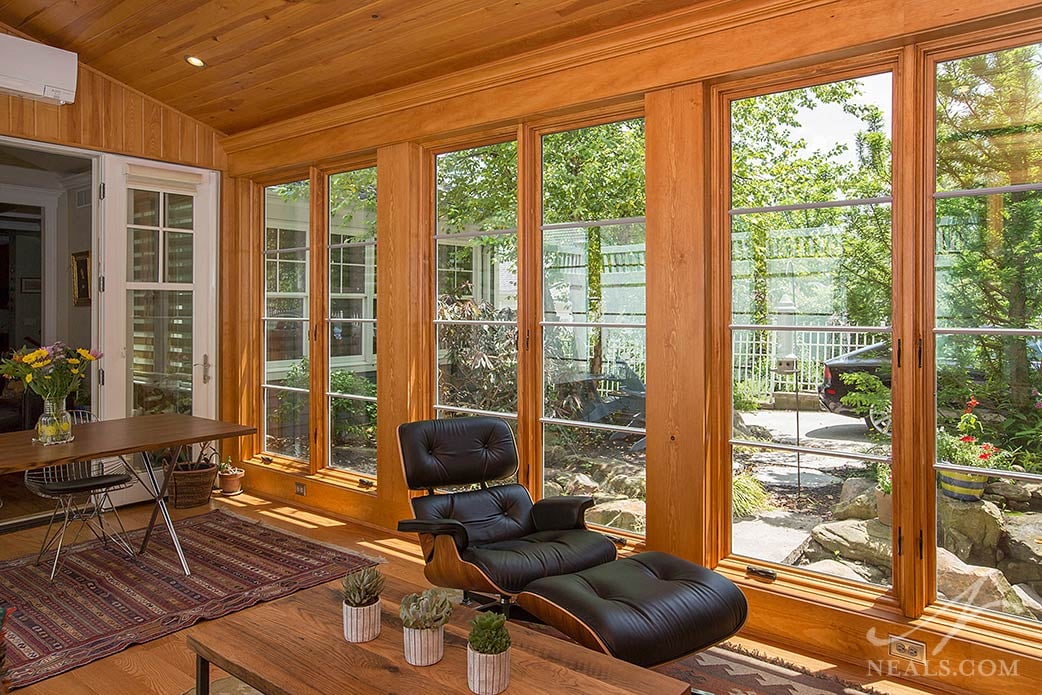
[{"x1": 516, "y1": 551, "x2": 748, "y2": 668}]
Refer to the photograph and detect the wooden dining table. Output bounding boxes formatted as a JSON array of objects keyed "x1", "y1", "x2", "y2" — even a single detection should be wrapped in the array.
[{"x1": 0, "y1": 413, "x2": 255, "y2": 575}]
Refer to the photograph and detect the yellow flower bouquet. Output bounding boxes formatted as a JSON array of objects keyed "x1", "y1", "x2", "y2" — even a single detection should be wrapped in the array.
[{"x1": 0, "y1": 343, "x2": 103, "y2": 444}]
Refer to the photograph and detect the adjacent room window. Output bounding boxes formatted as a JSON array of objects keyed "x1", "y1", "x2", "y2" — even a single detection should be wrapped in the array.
[
  {"x1": 541, "y1": 118, "x2": 647, "y2": 534},
  {"x1": 933, "y1": 42, "x2": 1042, "y2": 621},
  {"x1": 327, "y1": 167, "x2": 378, "y2": 476},
  {"x1": 263, "y1": 180, "x2": 311, "y2": 461},
  {"x1": 728, "y1": 74, "x2": 894, "y2": 584},
  {"x1": 434, "y1": 142, "x2": 519, "y2": 423}
]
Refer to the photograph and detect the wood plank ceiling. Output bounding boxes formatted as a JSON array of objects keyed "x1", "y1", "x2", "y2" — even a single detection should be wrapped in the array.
[{"x1": 0, "y1": 0, "x2": 712, "y2": 135}]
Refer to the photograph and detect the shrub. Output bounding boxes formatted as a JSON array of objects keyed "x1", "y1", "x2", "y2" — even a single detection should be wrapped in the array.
[{"x1": 732, "y1": 472, "x2": 771, "y2": 518}]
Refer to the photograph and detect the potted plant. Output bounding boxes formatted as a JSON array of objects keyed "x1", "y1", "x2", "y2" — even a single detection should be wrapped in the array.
[
  {"x1": 874, "y1": 462, "x2": 892, "y2": 526},
  {"x1": 217, "y1": 456, "x2": 246, "y2": 496},
  {"x1": 342, "y1": 566, "x2": 384, "y2": 643},
  {"x1": 400, "y1": 588, "x2": 453, "y2": 666},
  {"x1": 169, "y1": 447, "x2": 218, "y2": 509},
  {"x1": 467, "y1": 611, "x2": 511, "y2": 695},
  {"x1": 936, "y1": 397, "x2": 1013, "y2": 501}
]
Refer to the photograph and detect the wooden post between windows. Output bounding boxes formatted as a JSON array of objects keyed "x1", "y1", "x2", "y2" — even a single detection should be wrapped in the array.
[
  {"x1": 644, "y1": 83, "x2": 712, "y2": 564},
  {"x1": 375, "y1": 142, "x2": 433, "y2": 527}
]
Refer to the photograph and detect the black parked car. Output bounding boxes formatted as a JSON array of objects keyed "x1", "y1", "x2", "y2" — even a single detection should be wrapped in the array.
[
  {"x1": 819, "y1": 338, "x2": 1042, "y2": 435},
  {"x1": 817, "y1": 342, "x2": 892, "y2": 434}
]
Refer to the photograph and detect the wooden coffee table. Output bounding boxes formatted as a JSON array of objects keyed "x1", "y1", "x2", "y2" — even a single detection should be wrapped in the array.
[{"x1": 185, "y1": 575, "x2": 689, "y2": 695}]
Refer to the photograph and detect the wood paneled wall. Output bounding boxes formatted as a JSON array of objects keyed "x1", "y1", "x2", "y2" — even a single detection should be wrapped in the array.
[{"x1": 0, "y1": 23, "x2": 224, "y2": 169}]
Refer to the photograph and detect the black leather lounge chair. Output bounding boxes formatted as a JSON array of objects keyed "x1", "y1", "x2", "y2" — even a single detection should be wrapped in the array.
[{"x1": 396, "y1": 416, "x2": 618, "y2": 606}]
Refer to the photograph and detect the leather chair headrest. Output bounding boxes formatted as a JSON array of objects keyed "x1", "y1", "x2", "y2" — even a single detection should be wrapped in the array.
[{"x1": 398, "y1": 417, "x2": 518, "y2": 489}]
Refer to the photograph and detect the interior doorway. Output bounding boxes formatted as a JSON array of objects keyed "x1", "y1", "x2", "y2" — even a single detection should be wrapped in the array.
[{"x1": 0, "y1": 141, "x2": 94, "y2": 524}]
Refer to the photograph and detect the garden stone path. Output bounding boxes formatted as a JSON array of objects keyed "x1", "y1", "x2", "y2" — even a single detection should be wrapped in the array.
[
  {"x1": 733, "y1": 510, "x2": 822, "y2": 564},
  {"x1": 752, "y1": 463, "x2": 843, "y2": 488}
]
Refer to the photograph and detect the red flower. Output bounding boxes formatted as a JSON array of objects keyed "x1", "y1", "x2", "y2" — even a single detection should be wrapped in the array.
[
  {"x1": 965, "y1": 396, "x2": 979, "y2": 412},
  {"x1": 960, "y1": 435, "x2": 976, "y2": 443},
  {"x1": 979, "y1": 452, "x2": 991, "y2": 460}
]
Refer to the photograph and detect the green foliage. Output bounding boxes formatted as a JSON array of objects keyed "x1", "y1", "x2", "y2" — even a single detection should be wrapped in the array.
[
  {"x1": 468, "y1": 612, "x2": 511, "y2": 654},
  {"x1": 732, "y1": 472, "x2": 771, "y2": 518},
  {"x1": 399, "y1": 589, "x2": 453, "y2": 629},
  {"x1": 874, "y1": 462, "x2": 892, "y2": 495},
  {"x1": 936, "y1": 429, "x2": 1013, "y2": 470},
  {"x1": 732, "y1": 380, "x2": 763, "y2": 413},
  {"x1": 341, "y1": 566, "x2": 384, "y2": 607},
  {"x1": 838, "y1": 371, "x2": 891, "y2": 417},
  {"x1": 273, "y1": 358, "x2": 376, "y2": 446}
]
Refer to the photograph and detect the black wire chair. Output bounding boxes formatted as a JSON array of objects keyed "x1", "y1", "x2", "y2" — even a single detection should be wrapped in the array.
[{"x1": 24, "y1": 409, "x2": 135, "y2": 579}]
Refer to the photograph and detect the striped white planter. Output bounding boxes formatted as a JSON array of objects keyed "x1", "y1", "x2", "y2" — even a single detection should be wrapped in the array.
[
  {"x1": 467, "y1": 645, "x2": 510, "y2": 695},
  {"x1": 403, "y1": 625, "x2": 444, "y2": 666},
  {"x1": 342, "y1": 601, "x2": 381, "y2": 643}
]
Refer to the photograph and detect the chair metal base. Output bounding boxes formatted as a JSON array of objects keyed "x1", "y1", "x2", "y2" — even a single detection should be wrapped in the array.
[{"x1": 36, "y1": 491, "x2": 134, "y2": 580}]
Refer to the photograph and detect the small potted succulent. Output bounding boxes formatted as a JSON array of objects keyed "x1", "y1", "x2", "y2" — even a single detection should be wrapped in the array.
[
  {"x1": 467, "y1": 612, "x2": 511, "y2": 695},
  {"x1": 342, "y1": 566, "x2": 384, "y2": 643},
  {"x1": 874, "y1": 461, "x2": 892, "y2": 527},
  {"x1": 217, "y1": 456, "x2": 246, "y2": 496},
  {"x1": 400, "y1": 588, "x2": 453, "y2": 666}
]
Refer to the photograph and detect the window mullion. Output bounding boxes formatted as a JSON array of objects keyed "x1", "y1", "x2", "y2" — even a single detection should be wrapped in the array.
[{"x1": 309, "y1": 167, "x2": 328, "y2": 475}]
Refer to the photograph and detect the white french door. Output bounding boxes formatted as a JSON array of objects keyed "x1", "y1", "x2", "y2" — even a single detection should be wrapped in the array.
[{"x1": 97, "y1": 156, "x2": 218, "y2": 503}]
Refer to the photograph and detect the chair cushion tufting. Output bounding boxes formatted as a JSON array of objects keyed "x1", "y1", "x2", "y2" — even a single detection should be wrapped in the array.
[
  {"x1": 399, "y1": 417, "x2": 518, "y2": 489},
  {"x1": 518, "y1": 551, "x2": 748, "y2": 667},
  {"x1": 464, "y1": 528, "x2": 618, "y2": 595}
]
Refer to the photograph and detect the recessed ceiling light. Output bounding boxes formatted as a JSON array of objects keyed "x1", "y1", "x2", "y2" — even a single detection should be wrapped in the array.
[{"x1": 185, "y1": 55, "x2": 206, "y2": 68}]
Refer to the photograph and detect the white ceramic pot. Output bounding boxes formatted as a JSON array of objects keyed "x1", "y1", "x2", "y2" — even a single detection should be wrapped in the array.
[
  {"x1": 343, "y1": 600, "x2": 381, "y2": 643},
  {"x1": 403, "y1": 625, "x2": 444, "y2": 666},
  {"x1": 467, "y1": 645, "x2": 510, "y2": 695}
]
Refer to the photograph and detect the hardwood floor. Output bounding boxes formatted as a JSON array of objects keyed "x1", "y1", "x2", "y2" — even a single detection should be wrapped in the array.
[{"x1": 1, "y1": 493, "x2": 942, "y2": 695}]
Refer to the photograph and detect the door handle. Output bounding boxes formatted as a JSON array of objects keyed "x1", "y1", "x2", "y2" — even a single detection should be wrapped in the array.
[{"x1": 192, "y1": 354, "x2": 211, "y2": 384}]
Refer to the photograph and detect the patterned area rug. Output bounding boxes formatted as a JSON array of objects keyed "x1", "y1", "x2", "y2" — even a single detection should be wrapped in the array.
[{"x1": 0, "y1": 510, "x2": 375, "y2": 689}]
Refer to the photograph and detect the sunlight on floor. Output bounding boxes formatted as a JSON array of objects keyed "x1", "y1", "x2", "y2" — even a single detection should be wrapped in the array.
[
  {"x1": 259, "y1": 506, "x2": 345, "y2": 529},
  {"x1": 359, "y1": 538, "x2": 424, "y2": 565}
]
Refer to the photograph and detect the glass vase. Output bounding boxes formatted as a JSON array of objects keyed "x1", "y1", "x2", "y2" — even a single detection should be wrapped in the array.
[{"x1": 36, "y1": 397, "x2": 74, "y2": 445}]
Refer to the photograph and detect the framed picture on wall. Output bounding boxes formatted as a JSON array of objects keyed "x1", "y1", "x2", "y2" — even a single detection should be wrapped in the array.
[{"x1": 71, "y1": 251, "x2": 91, "y2": 306}]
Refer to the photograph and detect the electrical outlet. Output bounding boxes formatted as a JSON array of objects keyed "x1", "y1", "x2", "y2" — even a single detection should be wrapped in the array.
[
  {"x1": 294, "y1": 482, "x2": 306, "y2": 496},
  {"x1": 888, "y1": 635, "x2": 926, "y2": 663}
]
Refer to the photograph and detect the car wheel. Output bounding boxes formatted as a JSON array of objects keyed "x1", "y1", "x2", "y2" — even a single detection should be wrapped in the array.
[{"x1": 866, "y1": 403, "x2": 892, "y2": 436}]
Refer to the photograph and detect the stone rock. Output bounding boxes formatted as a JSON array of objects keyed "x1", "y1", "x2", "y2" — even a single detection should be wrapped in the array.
[
  {"x1": 809, "y1": 518, "x2": 891, "y2": 569},
  {"x1": 839, "y1": 477, "x2": 876, "y2": 503},
  {"x1": 585, "y1": 499, "x2": 645, "y2": 534},
  {"x1": 754, "y1": 465, "x2": 842, "y2": 489},
  {"x1": 936, "y1": 548, "x2": 1034, "y2": 620},
  {"x1": 997, "y1": 513, "x2": 1042, "y2": 588},
  {"x1": 802, "y1": 559, "x2": 865, "y2": 582},
  {"x1": 565, "y1": 472, "x2": 600, "y2": 496},
  {"x1": 936, "y1": 495, "x2": 1005, "y2": 566},
  {"x1": 986, "y1": 481, "x2": 1032, "y2": 503},
  {"x1": 542, "y1": 479, "x2": 565, "y2": 498},
  {"x1": 591, "y1": 492, "x2": 626, "y2": 504},
  {"x1": 607, "y1": 473, "x2": 645, "y2": 500},
  {"x1": 1013, "y1": 584, "x2": 1042, "y2": 620},
  {"x1": 833, "y1": 478, "x2": 878, "y2": 521}
]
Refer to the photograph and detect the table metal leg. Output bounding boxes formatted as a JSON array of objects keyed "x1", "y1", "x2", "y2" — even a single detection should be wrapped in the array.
[
  {"x1": 138, "y1": 445, "x2": 192, "y2": 575},
  {"x1": 196, "y1": 654, "x2": 210, "y2": 695}
]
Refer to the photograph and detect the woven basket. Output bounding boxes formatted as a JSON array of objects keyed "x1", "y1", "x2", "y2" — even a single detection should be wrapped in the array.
[{"x1": 169, "y1": 463, "x2": 217, "y2": 509}]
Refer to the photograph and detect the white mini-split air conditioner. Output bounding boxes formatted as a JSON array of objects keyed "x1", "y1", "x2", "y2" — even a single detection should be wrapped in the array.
[{"x1": 0, "y1": 33, "x2": 77, "y2": 104}]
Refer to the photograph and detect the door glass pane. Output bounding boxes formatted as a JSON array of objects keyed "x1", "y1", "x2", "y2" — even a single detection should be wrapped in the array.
[
  {"x1": 729, "y1": 74, "x2": 893, "y2": 582},
  {"x1": 165, "y1": 231, "x2": 193, "y2": 283},
  {"x1": 934, "y1": 43, "x2": 1042, "y2": 623},
  {"x1": 329, "y1": 395, "x2": 376, "y2": 475},
  {"x1": 165, "y1": 193, "x2": 194, "y2": 229},
  {"x1": 128, "y1": 189, "x2": 159, "y2": 226},
  {"x1": 128, "y1": 290, "x2": 192, "y2": 415},
  {"x1": 129, "y1": 228, "x2": 159, "y2": 282},
  {"x1": 541, "y1": 118, "x2": 646, "y2": 534},
  {"x1": 436, "y1": 141, "x2": 517, "y2": 234},
  {"x1": 264, "y1": 180, "x2": 311, "y2": 462}
]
